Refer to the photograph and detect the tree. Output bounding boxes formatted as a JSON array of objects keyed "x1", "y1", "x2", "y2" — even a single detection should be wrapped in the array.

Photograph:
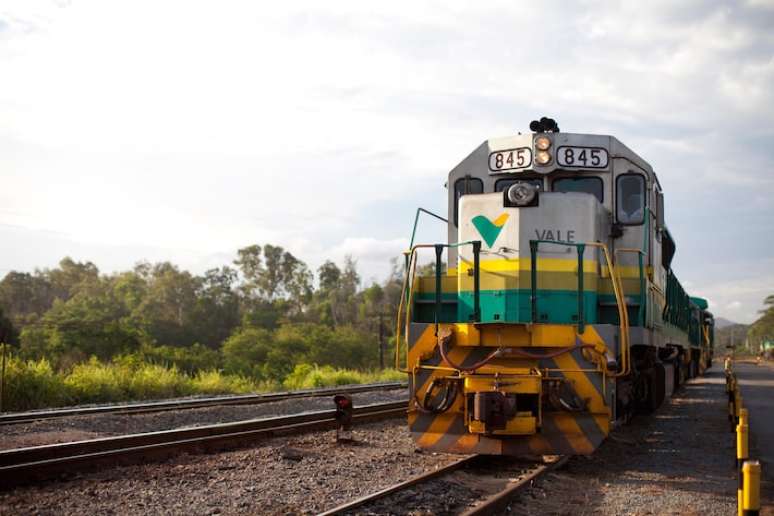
[
  {"x1": 362, "y1": 283, "x2": 386, "y2": 368},
  {"x1": 234, "y1": 245, "x2": 264, "y2": 301},
  {"x1": 234, "y1": 244, "x2": 313, "y2": 318},
  {"x1": 748, "y1": 295, "x2": 774, "y2": 352},
  {"x1": 318, "y1": 261, "x2": 341, "y2": 293},
  {"x1": 134, "y1": 262, "x2": 199, "y2": 347},
  {"x1": 20, "y1": 281, "x2": 143, "y2": 365},
  {"x1": 0, "y1": 271, "x2": 55, "y2": 327},
  {"x1": 222, "y1": 327, "x2": 273, "y2": 379},
  {"x1": 45, "y1": 257, "x2": 100, "y2": 299},
  {"x1": 0, "y1": 305, "x2": 17, "y2": 345},
  {"x1": 191, "y1": 267, "x2": 241, "y2": 348}
]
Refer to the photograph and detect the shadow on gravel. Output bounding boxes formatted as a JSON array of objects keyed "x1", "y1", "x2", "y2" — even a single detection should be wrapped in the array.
[{"x1": 509, "y1": 369, "x2": 736, "y2": 515}]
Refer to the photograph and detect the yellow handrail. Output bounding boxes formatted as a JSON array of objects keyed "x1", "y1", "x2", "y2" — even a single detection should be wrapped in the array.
[
  {"x1": 587, "y1": 242, "x2": 631, "y2": 377},
  {"x1": 394, "y1": 244, "x2": 433, "y2": 372}
]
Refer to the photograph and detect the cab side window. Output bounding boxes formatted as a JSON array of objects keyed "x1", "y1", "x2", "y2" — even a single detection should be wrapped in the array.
[
  {"x1": 616, "y1": 174, "x2": 645, "y2": 225},
  {"x1": 454, "y1": 177, "x2": 483, "y2": 225}
]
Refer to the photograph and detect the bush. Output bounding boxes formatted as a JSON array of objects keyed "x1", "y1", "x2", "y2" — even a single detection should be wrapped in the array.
[
  {"x1": 126, "y1": 362, "x2": 193, "y2": 400},
  {"x1": 1, "y1": 355, "x2": 66, "y2": 411},
  {"x1": 137, "y1": 343, "x2": 222, "y2": 374},
  {"x1": 190, "y1": 370, "x2": 257, "y2": 395},
  {"x1": 222, "y1": 327, "x2": 272, "y2": 379},
  {"x1": 282, "y1": 363, "x2": 406, "y2": 390},
  {"x1": 63, "y1": 357, "x2": 129, "y2": 403}
]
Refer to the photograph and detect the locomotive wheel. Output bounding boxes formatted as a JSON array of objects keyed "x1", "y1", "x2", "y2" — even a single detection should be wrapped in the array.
[
  {"x1": 652, "y1": 363, "x2": 666, "y2": 411},
  {"x1": 639, "y1": 364, "x2": 666, "y2": 413}
]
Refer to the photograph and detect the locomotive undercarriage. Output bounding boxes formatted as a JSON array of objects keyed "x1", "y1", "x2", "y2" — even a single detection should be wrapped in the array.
[{"x1": 406, "y1": 321, "x2": 708, "y2": 456}]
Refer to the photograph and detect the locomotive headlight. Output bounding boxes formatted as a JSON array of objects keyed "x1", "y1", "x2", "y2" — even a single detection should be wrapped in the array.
[
  {"x1": 535, "y1": 150, "x2": 552, "y2": 165},
  {"x1": 535, "y1": 136, "x2": 551, "y2": 150},
  {"x1": 507, "y1": 182, "x2": 537, "y2": 206}
]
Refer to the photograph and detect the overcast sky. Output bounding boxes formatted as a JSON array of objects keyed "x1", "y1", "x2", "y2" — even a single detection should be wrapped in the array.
[{"x1": 1, "y1": 0, "x2": 773, "y2": 323}]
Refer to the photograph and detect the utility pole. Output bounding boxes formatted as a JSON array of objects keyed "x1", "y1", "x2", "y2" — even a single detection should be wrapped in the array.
[
  {"x1": 378, "y1": 311, "x2": 385, "y2": 370},
  {"x1": 0, "y1": 342, "x2": 6, "y2": 413}
]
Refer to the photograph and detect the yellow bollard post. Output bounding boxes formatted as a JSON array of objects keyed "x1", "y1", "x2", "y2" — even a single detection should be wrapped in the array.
[
  {"x1": 742, "y1": 460, "x2": 760, "y2": 516},
  {"x1": 729, "y1": 396, "x2": 737, "y2": 431},
  {"x1": 737, "y1": 414, "x2": 748, "y2": 468},
  {"x1": 735, "y1": 390, "x2": 742, "y2": 421},
  {"x1": 737, "y1": 415, "x2": 748, "y2": 516}
]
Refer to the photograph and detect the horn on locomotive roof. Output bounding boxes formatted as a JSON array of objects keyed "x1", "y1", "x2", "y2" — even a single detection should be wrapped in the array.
[{"x1": 529, "y1": 117, "x2": 560, "y2": 133}]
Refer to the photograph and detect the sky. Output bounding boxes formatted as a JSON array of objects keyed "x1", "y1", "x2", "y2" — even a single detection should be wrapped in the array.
[{"x1": 1, "y1": 0, "x2": 773, "y2": 323}]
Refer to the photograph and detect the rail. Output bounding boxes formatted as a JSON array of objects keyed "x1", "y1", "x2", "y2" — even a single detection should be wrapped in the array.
[
  {"x1": 0, "y1": 382, "x2": 406, "y2": 425},
  {"x1": 319, "y1": 454, "x2": 569, "y2": 515},
  {"x1": 0, "y1": 400, "x2": 407, "y2": 488}
]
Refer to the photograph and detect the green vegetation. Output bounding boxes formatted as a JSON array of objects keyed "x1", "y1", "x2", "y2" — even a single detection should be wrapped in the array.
[
  {"x1": 0, "y1": 245, "x2": 406, "y2": 411},
  {"x1": 713, "y1": 295, "x2": 774, "y2": 357},
  {"x1": 748, "y1": 295, "x2": 774, "y2": 355},
  {"x1": 1, "y1": 354, "x2": 400, "y2": 411}
]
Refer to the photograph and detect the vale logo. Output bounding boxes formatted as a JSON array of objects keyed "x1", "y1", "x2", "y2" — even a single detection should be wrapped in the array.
[{"x1": 471, "y1": 213, "x2": 509, "y2": 247}]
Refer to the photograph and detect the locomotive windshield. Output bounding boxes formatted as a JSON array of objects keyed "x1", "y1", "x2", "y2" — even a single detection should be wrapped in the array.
[{"x1": 552, "y1": 176, "x2": 603, "y2": 202}]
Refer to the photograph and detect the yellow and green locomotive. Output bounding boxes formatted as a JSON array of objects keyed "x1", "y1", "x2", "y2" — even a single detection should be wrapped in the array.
[{"x1": 396, "y1": 118, "x2": 714, "y2": 456}]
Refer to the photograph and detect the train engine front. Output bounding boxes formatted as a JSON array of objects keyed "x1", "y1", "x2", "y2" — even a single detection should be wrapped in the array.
[{"x1": 397, "y1": 118, "x2": 713, "y2": 456}]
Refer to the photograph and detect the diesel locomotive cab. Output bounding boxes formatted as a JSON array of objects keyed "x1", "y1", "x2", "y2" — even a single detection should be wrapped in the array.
[{"x1": 398, "y1": 118, "x2": 713, "y2": 456}]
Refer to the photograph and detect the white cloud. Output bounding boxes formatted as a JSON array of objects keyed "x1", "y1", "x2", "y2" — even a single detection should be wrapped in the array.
[{"x1": 0, "y1": 0, "x2": 772, "y2": 316}]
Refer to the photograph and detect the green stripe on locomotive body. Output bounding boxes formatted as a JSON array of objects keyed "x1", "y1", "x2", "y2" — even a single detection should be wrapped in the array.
[
  {"x1": 413, "y1": 289, "x2": 644, "y2": 326},
  {"x1": 414, "y1": 290, "x2": 599, "y2": 324},
  {"x1": 412, "y1": 264, "x2": 647, "y2": 326},
  {"x1": 458, "y1": 289, "x2": 599, "y2": 324}
]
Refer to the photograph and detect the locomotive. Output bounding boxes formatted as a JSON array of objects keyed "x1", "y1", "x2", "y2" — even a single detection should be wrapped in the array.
[{"x1": 396, "y1": 118, "x2": 714, "y2": 455}]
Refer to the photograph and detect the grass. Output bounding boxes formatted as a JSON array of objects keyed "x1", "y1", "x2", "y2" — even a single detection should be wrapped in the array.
[
  {"x1": 0, "y1": 354, "x2": 406, "y2": 412},
  {"x1": 282, "y1": 363, "x2": 405, "y2": 390}
]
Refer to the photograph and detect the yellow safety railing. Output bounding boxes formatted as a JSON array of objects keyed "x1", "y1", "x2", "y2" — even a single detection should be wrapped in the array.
[{"x1": 396, "y1": 241, "x2": 632, "y2": 380}]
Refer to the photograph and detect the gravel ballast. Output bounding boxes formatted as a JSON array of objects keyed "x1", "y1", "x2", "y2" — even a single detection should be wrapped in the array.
[
  {"x1": 0, "y1": 389, "x2": 407, "y2": 450},
  {"x1": 0, "y1": 419, "x2": 458, "y2": 515},
  {"x1": 502, "y1": 367, "x2": 737, "y2": 515},
  {"x1": 0, "y1": 370, "x2": 741, "y2": 514}
]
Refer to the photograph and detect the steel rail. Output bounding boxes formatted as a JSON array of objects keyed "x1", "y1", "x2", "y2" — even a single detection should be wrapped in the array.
[
  {"x1": 319, "y1": 454, "x2": 569, "y2": 516},
  {"x1": 0, "y1": 382, "x2": 406, "y2": 426},
  {"x1": 0, "y1": 400, "x2": 407, "y2": 489},
  {"x1": 461, "y1": 455, "x2": 570, "y2": 516}
]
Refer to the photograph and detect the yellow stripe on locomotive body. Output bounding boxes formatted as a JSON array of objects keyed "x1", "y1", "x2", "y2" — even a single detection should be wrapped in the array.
[{"x1": 401, "y1": 118, "x2": 715, "y2": 456}]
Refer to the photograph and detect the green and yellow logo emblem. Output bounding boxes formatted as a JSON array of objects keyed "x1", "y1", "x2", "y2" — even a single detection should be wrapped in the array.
[{"x1": 472, "y1": 213, "x2": 509, "y2": 247}]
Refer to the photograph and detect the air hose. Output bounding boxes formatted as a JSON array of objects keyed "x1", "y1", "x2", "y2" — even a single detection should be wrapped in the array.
[{"x1": 418, "y1": 377, "x2": 459, "y2": 414}]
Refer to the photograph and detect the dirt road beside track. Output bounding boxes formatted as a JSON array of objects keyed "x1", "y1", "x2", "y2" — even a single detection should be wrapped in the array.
[{"x1": 733, "y1": 361, "x2": 774, "y2": 511}]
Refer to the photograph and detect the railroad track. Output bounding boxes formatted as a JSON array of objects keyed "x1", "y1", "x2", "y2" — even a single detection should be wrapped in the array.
[
  {"x1": 0, "y1": 382, "x2": 406, "y2": 426},
  {"x1": 320, "y1": 454, "x2": 569, "y2": 515},
  {"x1": 0, "y1": 400, "x2": 407, "y2": 489}
]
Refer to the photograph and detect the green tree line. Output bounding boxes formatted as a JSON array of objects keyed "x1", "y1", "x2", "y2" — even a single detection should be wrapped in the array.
[
  {"x1": 747, "y1": 295, "x2": 774, "y2": 351},
  {"x1": 0, "y1": 245, "x2": 404, "y2": 383}
]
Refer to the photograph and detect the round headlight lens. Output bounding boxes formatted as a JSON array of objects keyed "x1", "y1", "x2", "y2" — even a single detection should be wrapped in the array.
[
  {"x1": 535, "y1": 136, "x2": 551, "y2": 150},
  {"x1": 535, "y1": 150, "x2": 552, "y2": 165},
  {"x1": 507, "y1": 182, "x2": 537, "y2": 206}
]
